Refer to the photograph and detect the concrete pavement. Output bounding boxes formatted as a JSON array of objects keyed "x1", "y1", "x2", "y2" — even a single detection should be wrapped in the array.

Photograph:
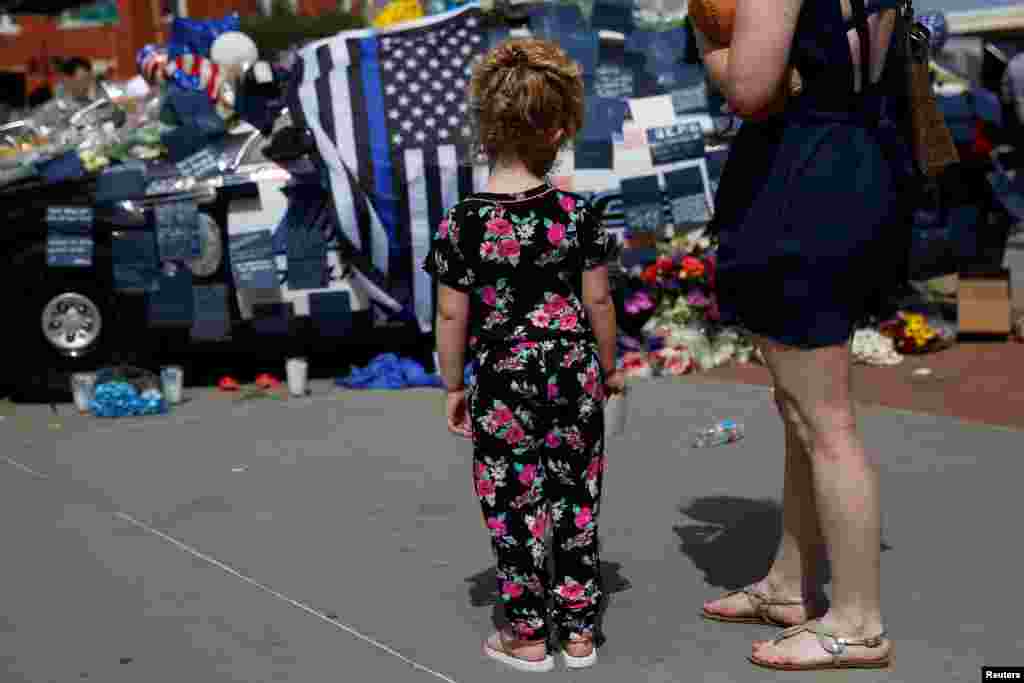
[{"x1": 1, "y1": 379, "x2": 1021, "y2": 682}]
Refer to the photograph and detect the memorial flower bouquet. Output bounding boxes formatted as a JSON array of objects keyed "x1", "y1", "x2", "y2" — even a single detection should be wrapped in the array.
[
  {"x1": 878, "y1": 311, "x2": 951, "y2": 354},
  {"x1": 616, "y1": 228, "x2": 757, "y2": 374}
]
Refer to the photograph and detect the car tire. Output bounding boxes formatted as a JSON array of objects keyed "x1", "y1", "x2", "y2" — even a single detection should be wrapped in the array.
[{"x1": 12, "y1": 255, "x2": 119, "y2": 401}]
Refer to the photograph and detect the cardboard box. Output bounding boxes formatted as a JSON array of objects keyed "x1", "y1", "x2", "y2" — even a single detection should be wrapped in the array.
[
  {"x1": 957, "y1": 269, "x2": 1012, "y2": 336},
  {"x1": 626, "y1": 231, "x2": 659, "y2": 249}
]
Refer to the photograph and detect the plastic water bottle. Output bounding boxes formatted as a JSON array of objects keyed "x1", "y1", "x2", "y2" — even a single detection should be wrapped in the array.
[{"x1": 692, "y1": 419, "x2": 745, "y2": 448}]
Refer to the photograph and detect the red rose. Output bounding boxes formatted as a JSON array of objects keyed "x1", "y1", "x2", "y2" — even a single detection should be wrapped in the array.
[
  {"x1": 505, "y1": 423, "x2": 526, "y2": 444},
  {"x1": 486, "y1": 217, "x2": 514, "y2": 237},
  {"x1": 498, "y1": 239, "x2": 520, "y2": 258},
  {"x1": 641, "y1": 265, "x2": 659, "y2": 285},
  {"x1": 656, "y1": 256, "x2": 675, "y2": 274},
  {"x1": 547, "y1": 223, "x2": 566, "y2": 245},
  {"x1": 681, "y1": 256, "x2": 705, "y2": 278},
  {"x1": 559, "y1": 314, "x2": 579, "y2": 331}
]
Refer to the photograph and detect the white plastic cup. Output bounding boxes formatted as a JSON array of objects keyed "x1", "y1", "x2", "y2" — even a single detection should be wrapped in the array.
[
  {"x1": 604, "y1": 388, "x2": 629, "y2": 441},
  {"x1": 160, "y1": 365, "x2": 184, "y2": 405},
  {"x1": 71, "y1": 372, "x2": 97, "y2": 413},
  {"x1": 286, "y1": 357, "x2": 309, "y2": 397}
]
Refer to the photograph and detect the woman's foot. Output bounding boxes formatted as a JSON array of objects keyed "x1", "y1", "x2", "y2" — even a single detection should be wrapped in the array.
[
  {"x1": 702, "y1": 579, "x2": 822, "y2": 627},
  {"x1": 484, "y1": 630, "x2": 554, "y2": 673},
  {"x1": 561, "y1": 634, "x2": 597, "y2": 669},
  {"x1": 750, "y1": 615, "x2": 891, "y2": 670}
]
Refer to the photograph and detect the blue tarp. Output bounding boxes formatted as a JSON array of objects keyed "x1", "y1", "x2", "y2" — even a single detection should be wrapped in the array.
[{"x1": 337, "y1": 354, "x2": 444, "y2": 390}]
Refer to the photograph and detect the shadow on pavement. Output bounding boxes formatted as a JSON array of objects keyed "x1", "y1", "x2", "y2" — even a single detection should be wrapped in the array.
[
  {"x1": 465, "y1": 560, "x2": 631, "y2": 646},
  {"x1": 674, "y1": 496, "x2": 893, "y2": 591}
]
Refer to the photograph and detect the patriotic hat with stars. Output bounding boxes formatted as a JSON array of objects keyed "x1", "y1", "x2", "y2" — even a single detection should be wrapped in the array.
[{"x1": 917, "y1": 10, "x2": 948, "y2": 54}]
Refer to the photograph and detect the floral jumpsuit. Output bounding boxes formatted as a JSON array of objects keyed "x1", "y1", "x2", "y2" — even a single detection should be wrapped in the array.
[{"x1": 424, "y1": 184, "x2": 614, "y2": 642}]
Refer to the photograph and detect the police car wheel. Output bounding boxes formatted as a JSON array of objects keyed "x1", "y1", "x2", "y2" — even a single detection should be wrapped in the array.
[
  {"x1": 41, "y1": 290, "x2": 104, "y2": 358},
  {"x1": 16, "y1": 275, "x2": 117, "y2": 400}
]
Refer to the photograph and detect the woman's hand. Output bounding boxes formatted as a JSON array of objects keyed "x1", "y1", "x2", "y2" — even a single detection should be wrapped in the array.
[
  {"x1": 446, "y1": 389, "x2": 472, "y2": 438},
  {"x1": 604, "y1": 369, "x2": 627, "y2": 397}
]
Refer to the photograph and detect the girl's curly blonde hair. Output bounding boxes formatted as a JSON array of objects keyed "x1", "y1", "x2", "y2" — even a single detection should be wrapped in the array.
[{"x1": 468, "y1": 38, "x2": 584, "y2": 178}]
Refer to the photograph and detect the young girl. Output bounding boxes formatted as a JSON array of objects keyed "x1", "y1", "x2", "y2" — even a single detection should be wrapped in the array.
[{"x1": 424, "y1": 38, "x2": 625, "y2": 673}]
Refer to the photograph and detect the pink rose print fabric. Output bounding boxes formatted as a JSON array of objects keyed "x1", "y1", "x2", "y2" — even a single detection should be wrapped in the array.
[
  {"x1": 423, "y1": 183, "x2": 613, "y2": 642},
  {"x1": 469, "y1": 337, "x2": 606, "y2": 641},
  {"x1": 423, "y1": 184, "x2": 614, "y2": 351}
]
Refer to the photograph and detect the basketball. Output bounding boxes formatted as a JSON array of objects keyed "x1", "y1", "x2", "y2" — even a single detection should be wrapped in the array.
[{"x1": 689, "y1": 0, "x2": 736, "y2": 45}]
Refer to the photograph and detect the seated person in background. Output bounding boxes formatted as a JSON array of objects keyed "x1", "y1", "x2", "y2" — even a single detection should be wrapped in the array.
[{"x1": 58, "y1": 57, "x2": 99, "y2": 107}]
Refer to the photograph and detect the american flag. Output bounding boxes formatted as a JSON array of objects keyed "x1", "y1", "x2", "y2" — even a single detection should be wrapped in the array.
[{"x1": 294, "y1": 4, "x2": 493, "y2": 331}]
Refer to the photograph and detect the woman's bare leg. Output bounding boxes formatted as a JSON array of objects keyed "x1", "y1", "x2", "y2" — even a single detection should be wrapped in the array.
[
  {"x1": 751, "y1": 340, "x2": 888, "y2": 665},
  {"x1": 768, "y1": 395, "x2": 827, "y2": 602},
  {"x1": 703, "y1": 368, "x2": 826, "y2": 625}
]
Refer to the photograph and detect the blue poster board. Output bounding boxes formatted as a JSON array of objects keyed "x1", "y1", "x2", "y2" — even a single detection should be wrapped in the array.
[{"x1": 46, "y1": 206, "x2": 94, "y2": 267}]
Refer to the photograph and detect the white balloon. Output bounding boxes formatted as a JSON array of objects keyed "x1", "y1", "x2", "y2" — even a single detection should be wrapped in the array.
[{"x1": 211, "y1": 31, "x2": 259, "y2": 68}]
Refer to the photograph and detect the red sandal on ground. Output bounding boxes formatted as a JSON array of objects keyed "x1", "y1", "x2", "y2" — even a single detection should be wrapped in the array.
[
  {"x1": 483, "y1": 630, "x2": 554, "y2": 673},
  {"x1": 748, "y1": 620, "x2": 891, "y2": 671}
]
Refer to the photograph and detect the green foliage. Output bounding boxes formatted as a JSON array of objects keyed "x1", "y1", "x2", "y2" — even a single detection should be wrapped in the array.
[{"x1": 239, "y1": 3, "x2": 368, "y2": 60}]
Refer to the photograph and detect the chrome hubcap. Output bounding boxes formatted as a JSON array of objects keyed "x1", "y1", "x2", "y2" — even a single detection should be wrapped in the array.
[{"x1": 41, "y1": 292, "x2": 102, "y2": 356}]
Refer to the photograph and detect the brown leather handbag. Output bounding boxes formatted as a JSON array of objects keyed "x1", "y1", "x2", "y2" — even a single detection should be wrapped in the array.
[{"x1": 902, "y1": 0, "x2": 959, "y2": 178}]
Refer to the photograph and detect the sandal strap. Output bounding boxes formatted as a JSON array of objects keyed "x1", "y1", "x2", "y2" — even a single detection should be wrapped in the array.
[
  {"x1": 730, "y1": 586, "x2": 804, "y2": 620},
  {"x1": 772, "y1": 621, "x2": 888, "y2": 658}
]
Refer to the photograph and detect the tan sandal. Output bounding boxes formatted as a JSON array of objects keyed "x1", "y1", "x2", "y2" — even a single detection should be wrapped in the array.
[
  {"x1": 701, "y1": 585, "x2": 808, "y2": 627},
  {"x1": 748, "y1": 620, "x2": 891, "y2": 671}
]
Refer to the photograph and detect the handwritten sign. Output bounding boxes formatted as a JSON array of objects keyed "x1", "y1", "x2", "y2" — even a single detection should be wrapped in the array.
[
  {"x1": 175, "y1": 147, "x2": 220, "y2": 179},
  {"x1": 624, "y1": 203, "x2": 663, "y2": 234},
  {"x1": 665, "y1": 166, "x2": 710, "y2": 225},
  {"x1": 670, "y1": 195, "x2": 711, "y2": 225},
  {"x1": 648, "y1": 122, "x2": 705, "y2": 166},
  {"x1": 47, "y1": 235, "x2": 93, "y2": 267},
  {"x1": 594, "y1": 63, "x2": 636, "y2": 99},
  {"x1": 229, "y1": 230, "x2": 274, "y2": 263},
  {"x1": 46, "y1": 205, "x2": 94, "y2": 267},
  {"x1": 112, "y1": 231, "x2": 159, "y2": 292},
  {"x1": 671, "y1": 82, "x2": 709, "y2": 116},
  {"x1": 46, "y1": 206, "x2": 94, "y2": 231},
  {"x1": 155, "y1": 201, "x2": 199, "y2": 262},
  {"x1": 233, "y1": 259, "x2": 277, "y2": 289}
]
